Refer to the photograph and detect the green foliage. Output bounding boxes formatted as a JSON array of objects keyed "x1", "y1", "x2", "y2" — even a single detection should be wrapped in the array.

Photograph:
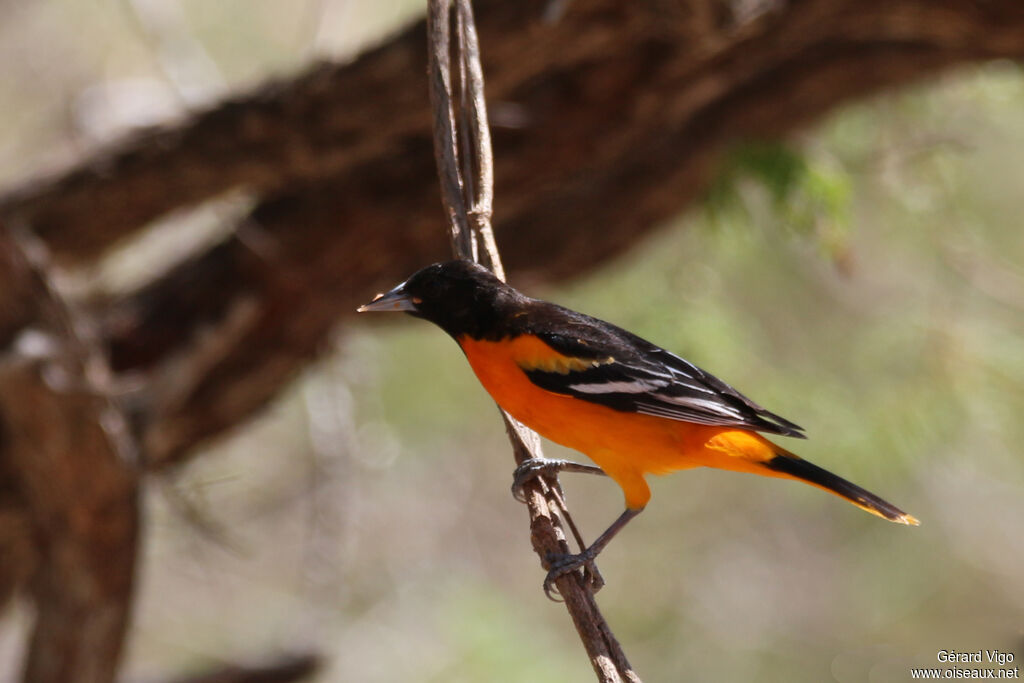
[{"x1": 704, "y1": 139, "x2": 853, "y2": 264}]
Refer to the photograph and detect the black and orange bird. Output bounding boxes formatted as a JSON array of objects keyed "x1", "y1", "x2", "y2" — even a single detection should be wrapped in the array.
[{"x1": 358, "y1": 260, "x2": 918, "y2": 590}]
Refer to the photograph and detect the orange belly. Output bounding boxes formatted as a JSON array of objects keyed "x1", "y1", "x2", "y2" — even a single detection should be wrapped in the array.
[{"x1": 458, "y1": 335, "x2": 783, "y2": 509}]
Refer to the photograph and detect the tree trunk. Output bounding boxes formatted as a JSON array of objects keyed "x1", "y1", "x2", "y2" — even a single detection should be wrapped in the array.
[{"x1": 0, "y1": 230, "x2": 139, "y2": 682}]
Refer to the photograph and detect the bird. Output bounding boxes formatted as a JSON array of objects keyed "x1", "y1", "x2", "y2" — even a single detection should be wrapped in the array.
[{"x1": 358, "y1": 259, "x2": 918, "y2": 593}]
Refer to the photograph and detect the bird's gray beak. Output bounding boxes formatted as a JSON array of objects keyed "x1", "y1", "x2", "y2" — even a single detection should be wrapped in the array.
[{"x1": 357, "y1": 282, "x2": 419, "y2": 313}]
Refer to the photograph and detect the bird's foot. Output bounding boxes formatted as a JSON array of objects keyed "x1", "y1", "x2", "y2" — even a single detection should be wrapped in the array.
[
  {"x1": 511, "y1": 458, "x2": 604, "y2": 503},
  {"x1": 511, "y1": 459, "x2": 568, "y2": 502},
  {"x1": 543, "y1": 548, "x2": 605, "y2": 600}
]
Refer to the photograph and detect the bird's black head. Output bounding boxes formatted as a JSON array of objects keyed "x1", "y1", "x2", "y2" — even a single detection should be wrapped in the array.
[{"x1": 358, "y1": 260, "x2": 523, "y2": 339}]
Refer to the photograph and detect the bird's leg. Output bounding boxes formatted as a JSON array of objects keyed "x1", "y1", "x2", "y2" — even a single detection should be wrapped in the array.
[
  {"x1": 510, "y1": 458, "x2": 613, "y2": 597},
  {"x1": 543, "y1": 507, "x2": 643, "y2": 599},
  {"x1": 510, "y1": 458, "x2": 606, "y2": 503}
]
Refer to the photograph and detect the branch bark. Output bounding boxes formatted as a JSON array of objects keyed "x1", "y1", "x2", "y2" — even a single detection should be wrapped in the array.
[{"x1": 426, "y1": 2, "x2": 638, "y2": 680}]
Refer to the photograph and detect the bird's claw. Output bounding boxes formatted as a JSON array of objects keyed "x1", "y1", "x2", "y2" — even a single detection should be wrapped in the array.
[
  {"x1": 542, "y1": 550, "x2": 605, "y2": 600},
  {"x1": 511, "y1": 459, "x2": 566, "y2": 503}
]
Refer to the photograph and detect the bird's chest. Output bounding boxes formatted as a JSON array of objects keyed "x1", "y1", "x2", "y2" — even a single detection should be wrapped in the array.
[
  {"x1": 455, "y1": 335, "x2": 667, "y2": 457},
  {"x1": 457, "y1": 335, "x2": 579, "y2": 426}
]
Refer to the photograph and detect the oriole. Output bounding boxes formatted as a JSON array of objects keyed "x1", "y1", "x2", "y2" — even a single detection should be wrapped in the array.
[{"x1": 359, "y1": 260, "x2": 918, "y2": 592}]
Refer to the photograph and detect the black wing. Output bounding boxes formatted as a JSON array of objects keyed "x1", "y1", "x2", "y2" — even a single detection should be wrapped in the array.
[{"x1": 519, "y1": 306, "x2": 806, "y2": 438}]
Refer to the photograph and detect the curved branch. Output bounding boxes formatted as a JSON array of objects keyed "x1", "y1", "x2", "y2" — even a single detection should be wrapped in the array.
[
  {"x1": 2, "y1": 0, "x2": 1024, "y2": 464},
  {"x1": 3, "y1": 1, "x2": 1023, "y2": 262}
]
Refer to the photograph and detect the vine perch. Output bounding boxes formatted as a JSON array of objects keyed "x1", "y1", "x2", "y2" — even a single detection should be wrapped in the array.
[{"x1": 424, "y1": 1, "x2": 640, "y2": 681}]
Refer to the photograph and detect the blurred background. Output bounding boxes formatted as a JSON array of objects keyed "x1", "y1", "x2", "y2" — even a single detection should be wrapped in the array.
[{"x1": 0, "y1": 1, "x2": 1021, "y2": 682}]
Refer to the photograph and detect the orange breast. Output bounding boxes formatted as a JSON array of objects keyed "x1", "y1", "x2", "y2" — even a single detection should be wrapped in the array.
[{"x1": 457, "y1": 335, "x2": 782, "y2": 509}]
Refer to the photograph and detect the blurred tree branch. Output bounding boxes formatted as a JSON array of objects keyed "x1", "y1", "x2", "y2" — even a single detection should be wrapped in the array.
[
  {"x1": 157, "y1": 653, "x2": 320, "y2": 683},
  {"x1": 2, "y1": 1, "x2": 1023, "y2": 471}
]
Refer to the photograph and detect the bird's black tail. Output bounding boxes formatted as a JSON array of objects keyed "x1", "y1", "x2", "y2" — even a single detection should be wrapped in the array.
[{"x1": 765, "y1": 454, "x2": 919, "y2": 525}]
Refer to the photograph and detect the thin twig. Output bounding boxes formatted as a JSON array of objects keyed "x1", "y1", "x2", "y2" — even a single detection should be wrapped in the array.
[
  {"x1": 425, "y1": 2, "x2": 639, "y2": 681},
  {"x1": 426, "y1": 0, "x2": 474, "y2": 259},
  {"x1": 453, "y1": 0, "x2": 501, "y2": 278}
]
